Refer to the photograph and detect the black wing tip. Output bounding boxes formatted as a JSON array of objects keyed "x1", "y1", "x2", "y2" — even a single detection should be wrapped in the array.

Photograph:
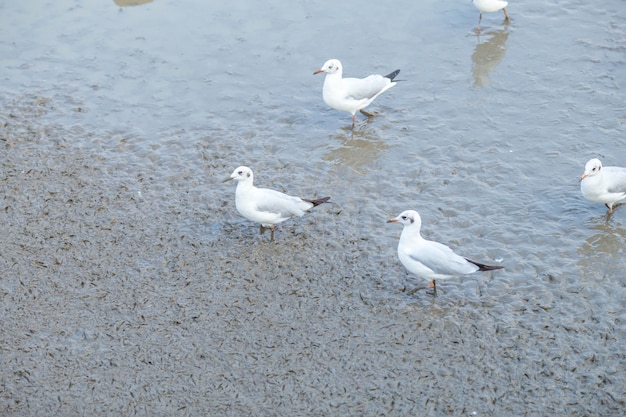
[
  {"x1": 480, "y1": 264, "x2": 505, "y2": 271},
  {"x1": 304, "y1": 196, "x2": 331, "y2": 207},
  {"x1": 465, "y1": 258, "x2": 505, "y2": 271},
  {"x1": 384, "y1": 69, "x2": 401, "y2": 81}
]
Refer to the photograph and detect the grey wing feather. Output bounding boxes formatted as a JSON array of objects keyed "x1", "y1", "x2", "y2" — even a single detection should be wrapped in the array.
[
  {"x1": 407, "y1": 241, "x2": 476, "y2": 276},
  {"x1": 604, "y1": 167, "x2": 626, "y2": 193},
  {"x1": 343, "y1": 75, "x2": 390, "y2": 100},
  {"x1": 255, "y1": 188, "x2": 311, "y2": 217}
]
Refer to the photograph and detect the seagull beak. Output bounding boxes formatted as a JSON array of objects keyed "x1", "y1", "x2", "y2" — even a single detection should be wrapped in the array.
[
  {"x1": 386, "y1": 217, "x2": 398, "y2": 223},
  {"x1": 223, "y1": 176, "x2": 234, "y2": 183},
  {"x1": 313, "y1": 69, "x2": 324, "y2": 75},
  {"x1": 580, "y1": 172, "x2": 588, "y2": 181}
]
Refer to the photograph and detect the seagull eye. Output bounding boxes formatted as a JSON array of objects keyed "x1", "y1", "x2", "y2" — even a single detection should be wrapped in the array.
[
  {"x1": 401, "y1": 216, "x2": 407, "y2": 220},
  {"x1": 238, "y1": 170, "x2": 243, "y2": 175}
]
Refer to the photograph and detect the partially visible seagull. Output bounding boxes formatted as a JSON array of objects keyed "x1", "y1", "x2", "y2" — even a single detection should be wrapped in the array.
[
  {"x1": 314, "y1": 59, "x2": 400, "y2": 126},
  {"x1": 224, "y1": 166, "x2": 331, "y2": 241},
  {"x1": 387, "y1": 210, "x2": 504, "y2": 295},
  {"x1": 472, "y1": 0, "x2": 510, "y2": 31},
  {"x1": 580, "y1": 158, "x2": 626, "y2": 214}
]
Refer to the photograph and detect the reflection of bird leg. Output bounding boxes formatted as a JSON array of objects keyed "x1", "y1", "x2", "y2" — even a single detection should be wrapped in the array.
[
  {"x1": 360, "y1": 109, "x2": 374, "y2": 117},
  {"x1": 406, "y1": 287, "x2": 421, "y2": 296},
  {"x1": 503, "y1": 7, "x2": 509, "y2": 20},
  {"x1": 406, "y1": 280, "x2": 437, "y2": 296}
]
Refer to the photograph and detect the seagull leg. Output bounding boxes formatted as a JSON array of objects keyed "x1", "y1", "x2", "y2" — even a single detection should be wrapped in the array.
[
  {"x1": 351, "y1": 114, "x2": 357, "y2": 126},
  {"x1": 428, "y1": 280, "x2": 437, "y2": 296},
  {"x1": 503, "y1": 7, "x2": 509, "y2": 21},
  {"x1": 259, "y1": 224, "x2": 276, "y2": 241},
  {"x1": 477, "y1": 13, "x2": 482, "y2": 32}
]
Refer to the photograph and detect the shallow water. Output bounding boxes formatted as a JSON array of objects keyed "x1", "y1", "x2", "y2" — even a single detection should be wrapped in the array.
[{"x1": 1, "y1": 0, "x2": 625, "y2": 415}]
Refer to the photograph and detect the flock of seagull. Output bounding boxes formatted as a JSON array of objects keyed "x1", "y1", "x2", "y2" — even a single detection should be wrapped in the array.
[{"x1": 223, "y1": 0, "x2": 626, "y2": 295}]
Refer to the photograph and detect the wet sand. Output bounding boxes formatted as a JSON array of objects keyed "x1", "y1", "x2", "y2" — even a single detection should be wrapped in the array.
[{"x1": 2, "y1": 0, "x2": 626, "y2": 415}]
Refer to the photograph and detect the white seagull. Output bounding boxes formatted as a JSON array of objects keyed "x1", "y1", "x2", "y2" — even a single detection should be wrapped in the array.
[
  {"x1": 313, "y1": 59, "x2": 400, "y2": 125},
  {"x1": 387, "y1": 210, "x2": 503, "y2": 295},
  {"x1": 472, "y1": 0, "x2": 510, "y2": 31},
  {"x1": 580, "y1": 158, "x2": 626, "y2": 214},
  {"x1": 224, "y1": 166, "x2": 330, "y2": 241}
]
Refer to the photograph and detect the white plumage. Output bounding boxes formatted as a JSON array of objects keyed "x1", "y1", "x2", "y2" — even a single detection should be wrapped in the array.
[
  {"x1": 472, "y1": 0, "x2": 510, "y2": 31},
  {"x1": 387, "y1": 210, "x2": 503, "y2": 295},
  {"x1": 580, "y1": 158, "x2": 626, "y2": 214},
  {"x1": 314, "y1": 59, "x2": 400, "y2": 125},
  {"x1": 225, "y1": 166, "x2": 330, "y2": 241}
]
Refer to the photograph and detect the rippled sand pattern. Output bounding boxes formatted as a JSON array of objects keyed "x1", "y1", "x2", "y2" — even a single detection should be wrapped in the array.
[{"x1": 1, "y1": 0, "x2": 625, "y2": 415}]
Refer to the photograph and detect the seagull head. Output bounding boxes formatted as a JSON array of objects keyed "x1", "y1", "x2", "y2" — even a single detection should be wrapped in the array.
[
  {"x1": 581, "y1": 158, "x2": 602, "y2": 181},
  {"x1": 224, "y1": 166, "x2": 253, "y2": 183},
  {"x1": 313, "y1": 59, "x2": 342, "y2": 75},
  {"x1": 387, "y1": 210, "x2": 422, "y2": 229}
]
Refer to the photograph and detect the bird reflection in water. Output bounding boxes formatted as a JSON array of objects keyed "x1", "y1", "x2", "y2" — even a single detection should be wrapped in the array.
[
  {"x1": 471, "y1": 26, "x2": 510, "y2": 88},
  {"x1": 579, "y1": 222, "x2": 626, "y2": 257},
  {"x1": 113, "y1": 0, "x2": 153, "y2": 7},
  {"x1": 577, "y1": 222, "x2": 626, "y2": 281},
  {"x1": 322, "y1": 125, "x2": 390, "y2": 173}
]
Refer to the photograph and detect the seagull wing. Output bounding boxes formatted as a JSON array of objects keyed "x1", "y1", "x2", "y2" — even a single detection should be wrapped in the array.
[
  {"x1": 343, "y1": 75, "x2": 391, "y2": 101},
  {"x1": 254, "y1": 188, "x2": 312, "y2": 218},
  {"x1": 603, "y1": 167, "x2": 626, "y2": 194},
  {"x1": 406, "y1": 240, "x2": 478, "y2": 277}
]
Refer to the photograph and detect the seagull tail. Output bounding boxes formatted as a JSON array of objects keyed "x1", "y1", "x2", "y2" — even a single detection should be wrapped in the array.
[
  {"x1": 384, "y1": 69, "x2": 401, "y2": 81},
  {"x1": 303, "y1": 196, "x2": 331, "y2": 207},
  {"x1": 465, "y1": 258, "x2": 504, "y2": 271}
]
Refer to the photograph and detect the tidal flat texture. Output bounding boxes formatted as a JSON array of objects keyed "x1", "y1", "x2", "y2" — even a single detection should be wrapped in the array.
[{"x1": 1, "y1": 0, "x2": 626, "y2": 415}]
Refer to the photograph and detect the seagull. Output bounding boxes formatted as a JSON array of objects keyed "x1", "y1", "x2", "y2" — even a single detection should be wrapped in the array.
[
  {"x1": 580, "y1": 158, "x2": 626, "y2": 214},
  {"x1": 472, "y1": 0, "x2": 510, "y2": 31},
  {"x1": 387, "y1": 210, "x2": 503, "y2": 295},
  {"x1": 224, "y1": 166, "x2": 331, "y2": 241},
  {"x1": 313, "y1": 59, "x2": 400, "y2": 125}
]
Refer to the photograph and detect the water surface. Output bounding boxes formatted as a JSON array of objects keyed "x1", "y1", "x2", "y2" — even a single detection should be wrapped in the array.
[{"x1": 1, "y1": 0, "x2": 625, "y2": 415}]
